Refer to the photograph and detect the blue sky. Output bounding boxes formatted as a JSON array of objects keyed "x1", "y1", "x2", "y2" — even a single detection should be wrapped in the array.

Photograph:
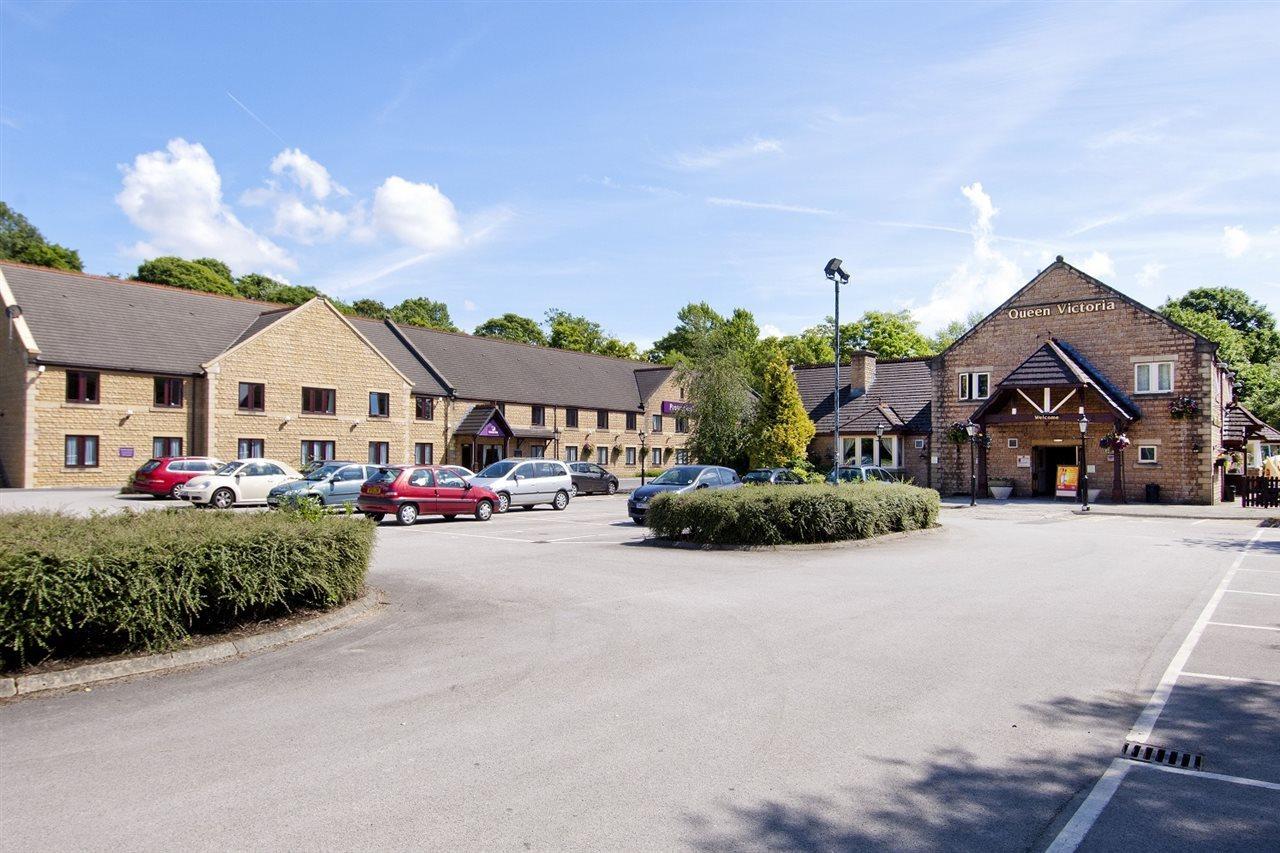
[{"x1": 3, "y1": 1, "x2": 1278, "y2": 346}]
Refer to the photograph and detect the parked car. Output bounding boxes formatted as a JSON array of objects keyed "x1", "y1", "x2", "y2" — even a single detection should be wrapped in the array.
[
  {"x1": 267, "y1": 462, "x2": 380, "y2": 509},
  {"x1": 825, "y1": 466, "x2": 898, "y2": 484},
  {"x1": 357, "y1": 465, "x2": 498, "y2": 525},
  {"x1": 568, "y1": 462, "x2": 620, "y2": 496},
  {"x1": 129, "y1": 456, "x2": 222, "y2": 498},
  {"x1": 469, "y1": 458, "x2": 573, "y2": 513},
  {"x1": 627, "y1": 465, "x2": 741, "y2": 524},
  {"x1": 440, "y1": 465, "x2": 475, "y2": 481},
  {"x1": 179, "y1": 459, "x2": 302, "y2": 509},
  {"x1": 742, "y1": 468, "x2": 807, "y2": 485}
]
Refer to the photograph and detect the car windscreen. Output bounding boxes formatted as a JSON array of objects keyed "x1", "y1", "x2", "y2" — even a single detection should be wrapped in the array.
[
  {"x1": 305, "y1": 463, "x2": 344, "y2": 481},
  {"x1": 139, "y1": 459, "x2": 162, "y2": 474},
  {"x1": 650, "y1": 467, "x2": 699, "y2": 486},
  {"x1": 477, "y1": 461, "x2": 517, "y2": 478},
  {"x1": 743, "y1": 471, "x2": 773, "y2": 483},
  {"x1": 215, "y1": 462, "x2": 243, "y2": 476},
  {"x1": 368, "y1": 467, "x2": 400, "y2": 484}
]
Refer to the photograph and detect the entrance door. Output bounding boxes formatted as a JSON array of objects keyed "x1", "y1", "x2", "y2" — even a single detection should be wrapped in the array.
[
  {"x1": 482, "y1": 445, "x2": 502, "y2": 467},
  {"x1": 460, "y1": 444, "x2": 473, "y2": 471},
  {"x1": 1032, "y1": 445, "x2": 1079, "y2": 496}
]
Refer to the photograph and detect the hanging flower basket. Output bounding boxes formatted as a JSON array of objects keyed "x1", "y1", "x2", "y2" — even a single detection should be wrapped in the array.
[
  {"x1": 945, "y1": 422, "x2": 971, "y2": 445},
  {"x1": 1100, "y1": 431, "x2": 1130, "y2": 451},
  {"x1": 1169, "y1": 395, "x2": 1199, "y2": 419}
]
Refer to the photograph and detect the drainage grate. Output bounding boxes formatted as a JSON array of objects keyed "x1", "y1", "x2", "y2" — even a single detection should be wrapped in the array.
[{"x1": 1122, "y1": 740, "x2": 1203, "y2": 770}]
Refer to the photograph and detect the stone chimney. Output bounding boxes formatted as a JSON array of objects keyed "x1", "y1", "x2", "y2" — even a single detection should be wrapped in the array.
[{"x1": 847, "y1": 349, "x2": 877, "y2": 391}]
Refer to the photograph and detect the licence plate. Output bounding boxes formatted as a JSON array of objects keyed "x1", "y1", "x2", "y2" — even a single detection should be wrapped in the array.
[{"x1": 366, "y1": 487, "x2": 382, "y2": 495}]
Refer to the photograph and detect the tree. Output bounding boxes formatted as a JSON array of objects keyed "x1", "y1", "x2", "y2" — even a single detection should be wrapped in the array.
[
  {"x1": 1163, "y1": 287, "x2": 1274, "y2": 337},
  {"x1": 650, "y1": 303, "x2": 726, "y2": 363},
  {"x1": 545, "y1": 308, "x2": 637, "y2": 356},
  {"x1": 776, "y1": 330, "x2": 836, "y2": 365},
  {"x1": 929, "y1": 310, "x2": 986, "y2": 351},
  {"x1": 848, "y1": 310, "x2": 935, "y2": 359},
  {"x1": 0, "y1": 202, "x2": 82, "y2": 271},
  {"x1": 390, "y1": 297, "x2": 457, "y2": 331},
  {"x1": 747, "y1": 347, "x2": 815, "y2": 468},
  {"x1": 1161, "y1": 305, "x2": 1249, "y2": 368},
  {"x1": 474, "y1": 313, "x2": 547, "y2": 346},
  {"x1": 349, "y1": 298, "x2": 391, "y2": 320},
  {"x1": 192, "y1": 257, "x2": 233, "y2": 285},
  {"x1": 235, "y1": 273, "x2": 321, "y2": 305},
  {"x1": 1238, "y1": 360, "x2": 1280, "y2": 427},
  {"x1": 135, "y1": 256, "x2": 237, "y2": 296},
  {"x1": 678, "y1": 349, "x2": 754, "y2": 469},
  {"x1": 597, "y1": 338, "x2": 641, "y2": 360}
]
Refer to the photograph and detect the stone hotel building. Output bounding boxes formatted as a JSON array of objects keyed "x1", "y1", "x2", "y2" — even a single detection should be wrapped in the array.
[{"x1": 0, "y1": 262, "x2": 691, "y2": 489}]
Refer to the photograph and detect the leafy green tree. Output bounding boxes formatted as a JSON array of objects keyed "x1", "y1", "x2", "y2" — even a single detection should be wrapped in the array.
[
  {"x1": 0, "y1": 202, "x2": 82, "y2": 271},
  {"x1": 192, "y1": 257, "x2": 233, "y2": 285},
  {"x1": 390, "y1": 297, "x2": 457, "y2": 331},
  {"x1": 597, "y1": 338, "x2": 641, "y2": 360},
  {"x1": 1161, "y1": 305, "x2": 1249, "y2": 369},
  {"x1": 1239, "y1": 360, "x2": 1280, "y2": 427},
  {"x1": 135, "y1": 256, "x2": 237, "y2": 296},
  {"x1": 747, "y1": 347, "x2": 815, "y2": 468},
  {"x1": 650, "y1": 303, "x2": 725, "y2": 363},
  {"x1": 1164, "y1": 287, "x2": 1274, "y2": 337},
  {"x1": 929, "y1": 310, "x2": 986, "y2": 351},
  {"x1": 544, "y1": 308, "x2": 636, "y2": 356},
  {"x1": 235, "y1": 273, "x2": 320, "y2": 305},
  {"x1": 848, "y1": 310, "x2": 935, "y2": 359},
  {"x1": 349, "y1": 298, "x2": 391, "y2": 319},
  {"x1": 474, "y1": 313, "x2": 547, "y2": 345}
]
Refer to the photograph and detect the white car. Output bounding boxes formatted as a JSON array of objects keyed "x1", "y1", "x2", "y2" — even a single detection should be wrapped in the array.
[
  {"x1": 180, "y1": 458, "x2": 302, "y2": 509},
  {"x1": 469, "y1": 458, "x2": 572, "y2": 513}
]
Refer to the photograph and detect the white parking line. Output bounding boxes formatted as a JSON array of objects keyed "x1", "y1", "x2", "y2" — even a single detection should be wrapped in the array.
[
  {"x1": 1181, "y1": 672, "x2": 1280, "y2": 687},
  {"x1": 1046, "y1": 528, "x2": 1264, "y2": 853},
  {"x1": 429, "y1": 531, "x2": 545, "y2": 544},
  {"x1": 1224, "y1": 589, "x2": 1280, "y2": 597},
  {"x1": 542, "y1": 532, "x2": 630, "y2": 542},
  {"x1": 1207, "y1": 621, "x2": 1280, "y2": 632},
  {"x1": 1128, "y1": 759, "x2": 1280, "y2": 792},
  {"x1": 1238, "y1": 568, "x2": 1280, "y2": 574}
]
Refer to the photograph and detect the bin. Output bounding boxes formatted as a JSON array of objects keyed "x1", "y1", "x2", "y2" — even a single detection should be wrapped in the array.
[{"x1": 1144, "y1": 483, "x2": 1160, "y2": 503}]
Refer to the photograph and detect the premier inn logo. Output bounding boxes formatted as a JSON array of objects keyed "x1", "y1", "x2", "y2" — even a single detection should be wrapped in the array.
[{"x1": 1008, "y1": 299, "x2": 1118, "y2": 320}]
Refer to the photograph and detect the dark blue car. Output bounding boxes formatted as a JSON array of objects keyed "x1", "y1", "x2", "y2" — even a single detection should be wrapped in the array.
[{"x1": 627, "y1": 465, "x2": 741, "y2": 524}]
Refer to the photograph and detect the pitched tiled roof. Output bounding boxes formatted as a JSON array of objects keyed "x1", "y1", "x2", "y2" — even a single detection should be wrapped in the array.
[
  {"x1": 635, "y1": 366, "x2": 674, "y2": 403},
  {"x1": 229, "y1": 307, "x2": 294, "y2": 349},
  {"x1": 972, "y1": 339, "x2": 1141, "y2": 422},
  {"x1": 2, "y1": 262, "x2": 278, "y2": 374},
  {"x1": 794, "y1": 359, "x2": 933, "y2": 434},
  {"x1": 1223, "y1": 404, "x2": 1280, "y2": 445},
  {"x1": 348, "y1": 317, "x2": 450, "y2": 396}
]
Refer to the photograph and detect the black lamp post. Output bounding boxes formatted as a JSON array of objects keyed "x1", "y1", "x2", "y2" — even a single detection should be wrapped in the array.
[
  {"x1": 875, "y1": 423, "x2": 885, "y2": 467},
  {"x1": 1079, "y1": 412, "x2": 1090, "y2": 512},
  {"x1": 825, "y1": 258, "x2": 850, "y2": 479},
  {"x1": 639, "y1": 429, "x2": 648, "y2": 487},
  {"x1": 965, "y1": 421, "x2": 978, "y2": 506}
]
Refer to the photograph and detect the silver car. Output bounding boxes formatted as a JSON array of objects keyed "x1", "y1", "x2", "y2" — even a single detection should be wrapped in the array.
[
  {"x1": 267, "y1": 462, "x2": 380, "y2": 509},
  {"x1": 469, "y1": 458, "x2": 573, "y2": 513}
]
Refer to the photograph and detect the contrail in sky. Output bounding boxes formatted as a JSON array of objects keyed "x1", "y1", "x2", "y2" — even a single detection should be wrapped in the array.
[{"x1": 225, "y1": 91, "x2": 287, "y2": 146}]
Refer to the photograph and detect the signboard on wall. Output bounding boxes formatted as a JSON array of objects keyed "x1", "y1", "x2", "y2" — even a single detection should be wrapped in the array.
[
  {"x1": 119, "y1": 447, "x2": 134, "y2": 458},
  {"x1": 1016, "y1": 455, "x2": 1031, "y2": 468},
  {"x1": 661, "y1": 401, "x2": 693, "y2": 414},
  {"x1": 478, "y1": 421, "x2": 502, "y2": 437},
  {"x1": 1056, "y1": 465, "x2": 1078, "y2": 497}
]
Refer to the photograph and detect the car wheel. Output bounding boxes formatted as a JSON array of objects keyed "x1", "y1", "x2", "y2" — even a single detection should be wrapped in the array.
[
  {"x1": 496, "y1": 492, "x2": 511, "y2": 513},
  {"x1": 475, "y1": 500, "x2": 493, "y2": 521},
  {"x1": 552, "y1": 490, "x2": 569, "y2": 510},
  {"x1": 211, "y1": 488, "x2": 235, "y2": 510},
  {"x1": 569, "y1": 483, "x2": 578, "y2": 497},
  {"x1": 607, "y1": 480, "x2": 618, "y2": 495},
  {"x1": 364, "y1": 513, "x2": 385, "y2": 523},
  {"x1": 396, "y1": 503, "x2": 419, "y2": 526}
]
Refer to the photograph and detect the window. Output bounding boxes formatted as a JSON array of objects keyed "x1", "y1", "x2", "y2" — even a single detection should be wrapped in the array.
[
  {"x1": 237, "y1": 438, "x2": 265, "y2": 458},
  {"x1": 565, "y1": 446, "x2": 579, "y2": 462},
  {"x1": 652, "y1": 414, "x2": 663, "y2": 432},
  {"x1": 565, "y1": 407, "x2": 579, "y2": 428},
  {"x1": 243, "y1": 461, "x2": 285, "y2": 477},
  {"x1": 597, "y1": 446, "x2": 609, "y2": 466},
  {"x1": 675, "y1": 450, "x2": 690, "y2": 465},
  {"x1": 531, "y1": 405, "x2": 545, "y2": 427},
  {"x1": 152, "y1": 437, "x2": 182, "y2": 457},
  {"x1": 302, "y1": 387, "x2": 336, "y2": 415},
  {"x1": 413, "y1": 396, "x2": 434, "y2": 420},
  {"x1": 369, "y1": 392, "x2": 390, "y2": 418},
  {"x1": 335, "y1": 466, "x2": 365, "y2": 482},
  {"x1": 437, "y1": 470, "x2": 465, "y2": 489},
  {"x1": 958, "y1": 372, "x2": 990, "y2": 401},
  {"x1": 675, "y1": 416, "x2": 690, "y2": 434},
  {"x1": 1008, "y1": 438, "x2": 1019, "y2": 449},
  {"x1": 1135, "y1": 361, "x2": 1173, "y2": 394},
  {"x1": 529, "y1": 445, "x2": 546, "y2": 458},
  {"x1": 301, "y1": 440, "x2": 335, "y2": 464},
  {"x1": 368, "y1": 442, "x2": 390, "y2": 464},
  {"x1": 153, "y1": 377, "x2": 183, "y2": 408},
  {"x1": 415, "y1": 443, "x2": 434, "y2": 465},
  {"x1": 514, "y1": 462, "x2": 536, "y2": 479},
  {"x1": 535, "y1": 461, "x2": 561, "y2": 479},
  {"x1": 914, "y1": 438, "x2": 926, "y2": 449},
  {"x1": 840, "y1": 435, "x2": 899, "y2": 467},
  {"x1": 65, "y1": 371, "x2": 99, "y2": 403},
  {"x1": 625, "y1": 447, "x2": 637, "y2": 466},
  {"x1": 238, "y1": 382, "x2": 265, "y2": 412},
  {"x1": 1137, "y1": 445, "x2": 1159, "y2": 464},
  {"x1": 64, "y1": 435, "x2": 99, "y2": 468},
  {"x1": 597, "y1": 410, "x2": 609, "y2": 429},
  {"x1": 626, "y1": 412, "x2": 637, "y2": 430},
  {"x1": 651, "y1": 447, "x2": 662, "y2": 466}
]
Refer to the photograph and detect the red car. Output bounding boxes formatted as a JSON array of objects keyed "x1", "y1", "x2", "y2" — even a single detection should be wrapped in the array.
[
  {"x1": 130, "y1": 456, "x2": 223, "y2": 498},
  {"x1": 357, "y1": 465, "x2": 498, "y2": 526}
]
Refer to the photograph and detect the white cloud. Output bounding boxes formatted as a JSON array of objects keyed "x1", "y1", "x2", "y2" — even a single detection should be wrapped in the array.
[
  {"x1": 706, "y1": 197, "x2": 834, "y2": 216},
  {"x1": 271, "y1": 197, "x2": 348, "y2": 245},
  {"x1": 1223, "y1": 225, "x2": 1251, "y2": 258},
  {"x1": 116, "y1": 138, "x2": 295, "y2": 272},
  {"x1": 671, "y1": 136, "x2": 783, "y2": 170},
  {"x1": 1137, "y1": 261, "x2": 1165, "y2": 288},
  {"x1": 758, "y1": 323, "x2": 785, "y2": 338},
  {"x1": 909, "y1": 182, "x2": 1024, "y2": 331},
  {"x1": 463, "y1": 299, "x2": 477, "y2": 311},
  {"x1": 269, "y1": 148, "x2": 347, "y2": 200},
  {"x1": 372, "y1": 176, "x2": 463, "y2": 251},
  {"x1": 1077, "y1": 251, "x2": 1115, "y2": 280}
]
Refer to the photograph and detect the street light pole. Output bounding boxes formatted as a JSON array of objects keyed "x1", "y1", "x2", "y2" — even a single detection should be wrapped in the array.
[
  {"x1": 639, "y1": 429, "x2": 648, "y2": 487},
  {"x1": 1079, "y1": 411, "x2": 1090, "y2": 512},
  {"x1": 825, "y1": 259, "x2": 850, "y2": 479},
  {"x1": 965, "y1": 421, "x2": 978, "y2": 506}
]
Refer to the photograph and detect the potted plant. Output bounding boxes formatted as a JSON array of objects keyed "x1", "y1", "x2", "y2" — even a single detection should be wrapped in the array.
[
  {"x1": 988, "y1": 477, "x2": 1014, "y2": 500},
  {"x1": 1169, "y1": 395, "x2": 1199, "y2": 419}
]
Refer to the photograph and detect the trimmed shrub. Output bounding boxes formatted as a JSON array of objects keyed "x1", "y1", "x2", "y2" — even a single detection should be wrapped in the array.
[
  {"x1": 0, "y1": 509, "x2": 375, "y2": 669},
  {"x1": 646, "y1": 483, "x2": 940, "y2": 546}
]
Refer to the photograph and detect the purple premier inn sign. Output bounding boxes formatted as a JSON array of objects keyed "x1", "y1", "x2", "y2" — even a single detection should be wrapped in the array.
[
  {"x1": 661, "y1": 401, "x2": 693, "y2": 414},
  {"x1": 478, "y1": 421, "x2": 503, "y2": 437}
]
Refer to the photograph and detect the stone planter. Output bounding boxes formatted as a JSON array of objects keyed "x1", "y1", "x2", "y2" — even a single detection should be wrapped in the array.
[{"x1": 989, "y1": 485, "x2": 1013, "y2": 500}]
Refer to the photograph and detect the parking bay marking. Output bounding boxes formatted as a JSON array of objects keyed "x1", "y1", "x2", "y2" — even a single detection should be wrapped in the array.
[
  {"x1": 1223, "y1": 589, "x2": 1280, "y2": 597},
  {"x1": 1207, "y1": 621, "x2": 1280, "y2": 632},
  {"x1": 1181, "y1": 671, "x2": 1280, "y2": 688}
]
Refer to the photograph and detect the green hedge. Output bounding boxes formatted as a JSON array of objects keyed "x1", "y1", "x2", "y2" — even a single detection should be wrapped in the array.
[
  {"x1": 646, "y1": 483, "x2": 940, "y2": 546},
  {"x1": 0, "y1": 509, "x2": 375, "y2": 669}
]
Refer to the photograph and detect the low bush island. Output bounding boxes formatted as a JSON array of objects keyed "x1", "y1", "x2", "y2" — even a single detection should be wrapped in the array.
[
  {"x1": 646, "y1": 483, "x2": 940, "y2": 546},
  {"x1": 0, "y1": 508, "x2": 375, "y2": 669}
]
